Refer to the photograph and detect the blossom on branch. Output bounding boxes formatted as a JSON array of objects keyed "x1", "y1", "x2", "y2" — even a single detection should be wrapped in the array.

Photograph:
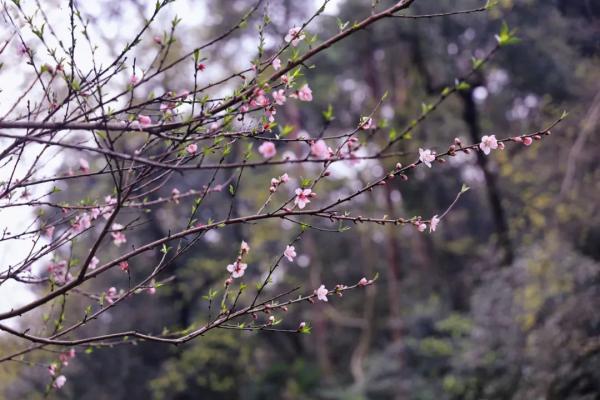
[
  {"x1": 479, "y1": 134, "x2": 498, "y2": 155},
  {"x1": 419, "y1": 148, "x2": 436, "y2": 168},
  {"x1": 315, "y1": 285, "x2": 329, "y2": 302},
  {"x1": 294, "y1": 188, "x2": 312, "y2": 209},
  {"x1": 285, "y1": 26, "x2": 305, "y2": 47}
]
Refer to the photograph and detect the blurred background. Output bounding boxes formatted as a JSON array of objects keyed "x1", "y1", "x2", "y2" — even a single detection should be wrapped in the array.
[{"x1": 1, "y1": 0, "x2": 599, "y2": 399}]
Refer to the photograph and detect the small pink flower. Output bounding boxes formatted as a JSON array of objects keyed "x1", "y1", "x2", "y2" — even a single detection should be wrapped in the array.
[
  {"x1": 17, "y1": 44, "x2": 29, "y2": 56},
  {"x1": 285, "y1": 26, "x2": 305, "y2": 47},
  {"x1": 479, "y1": 134, "x2": 498, "y2": 155},
  {"x1": 358, "y1": 277, "x2": 373, "y2": 287},
  {"x1": 71, "y1": 213, "x2": 91, "y2": 234},
  {"x1": 53, "y1": 375, "x2": 67, "y2": 389},
  {"x1": 430, "y1": 215, "x2": 440, "y2": 233},
  {"x1": 522, "y1": 136, "x2": 533, "y2": 146},
  {"x1": 360, "y1": 117, "x2": 375, "y2": 130},
  {"x1": 279, "y1": 173, "x2": 289, "y2": 183},
  {"x1": 129, "y1": 73, "x2": 142, "y2": 85},
  {"x1": 272, "y1": 89, "x2": 286, "y2": 106},
  {"x1": 106, "y1": 287, "x2": 118, "y2": 304},
  {"x1": 44, "y1": 225, "x2": 55, "y2": 238},
  {"x1": 171, "y1": 187, "x2": 181, "y2": 204},
  {"x1": 315, "y1": 284, "x2": 328, "y2": 302},
  {"x1": 48, "y1": 363, "x2": 57, "y2": 376},
  {"x1": 119, "y1": 261, "x2": 129, "y2": 272},
  {"x1": 197, "y1": 63, "x2": 206, "y2": 71},
  {"x1": 227, "y1": 261, "x2": 248, "y2": 278},
  {"x1": 258, "y1": 141, "x2": 277, "y2": 159},
  {"x1": 148, "y1": 286, "x2": 156, "y2": 295},
  {"x1": 310, "y1": 139, "x2": 330, "y2": 159},
  {"x1": 297, "y1": 84, "x2": 313, "y2": 102},
  {"x1": 272, "y1": 58, "x2": 282, "y2": 70},
  {"x1": 240, "y1": 104, "x2": 250, "y2": 113},
  {"x1": 284, "y1": 245, "x2": 297, "y2": 262},
  {"x1": 111, "y1": 223, "x2": 126, "y2": 246},
  {"x1": 91, "y1": 207, "x2": 101, "y2": 219},
  {"x1": 138, "y1": 114, "x2": 152, "y2": 127},
  {"x1": 153, "y1": 36, "x2": 163, "y2": 45},
  {"x1": 186, "y1": 143, "x2": 198, "y2": 154},
  {"x1": 79, "y1": 158, "x2": 90, "y2": 173},
  {"x1": 417, "y1": 223, "x2": 427, "y2": 232},
  {"x1": 294, "y1": 188, "x2": 312, "y2": 209},
  {"x1": 89, "y1": 256, "x2": 99, "y2": 270},
  {"x1": 281, "y1": 74, "x2": 292, "y2": 86},
  {"x1": 240, "y1": 240, "x2": 250, "y2": 255},
  {"x1": 418, "y1": 148, "x2": 436, "y2": 168}
]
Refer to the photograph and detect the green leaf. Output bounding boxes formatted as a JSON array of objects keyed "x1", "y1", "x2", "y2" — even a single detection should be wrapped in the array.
[
  {"x1": 388, "y1": 128, "x2": 397, "y2": 141},
  {"x1": 322, "y1": 104, "x2": 334, "y2": 122},
  {"x1": 495, "y1": 22, "x2": 520, "y2": 46},
  {"x1": 455, "y1": 80, "x2": 471, "y2": 91}
]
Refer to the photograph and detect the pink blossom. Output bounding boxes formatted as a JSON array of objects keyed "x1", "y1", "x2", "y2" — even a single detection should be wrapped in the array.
[
  {"x1": 48, "y1": 363, "x2": 57, "y2": 376},
  {"x1": 272, "y1": 89, "x2": 286, "y2": 106},
  {"x1": 59, "y1": 349, "x2": 75, "y2": 366},
  {"x1": 227, "y1": 260, "x2": 248, "y2": 278},
  {"x1": 285, "y1": 26, "x2": 306, "y2": 47},
  {"x1": 89, "y1": 256, "x2": 99, "y2": 270},
  {"x1": 479, "y1": 134, "x2": 498, "y2": 155},
  {"x1": 284, "y1": 245, "x2": 297, "y2": 262},
  {"x1": 91, "y1": 207, "x2": 101, "y2": 219},
  {"x1": 297, "y1": 84, "x2": 313, "y2": 102},
  {"x1": 119, "y1": 261, "x2": 129, "y2": 272},
  {"x1": 294, "y1": 188, "x2": 312, "y2": 209},
  {"x1": 71, "y1": 213, "x2": 91, "y2": 234},
  {"x1": 111, "y1": 223, "x2": 127, "y2": 246},
  {"x1": 129, "y1": 73, "x2": 141, "y2": 85},
  {"x1": 418, "y1": 148, "x2": 436, "y2": 168},
  {"x1": 196, "y1": 63, "x2": 206, "y2": 71},
  {"x1": 522, "y1": 136, "x2": 533, "y2": 146},
  {"x1": 102, "y1": 196, "x2": 116, "y2": 220},
  {"x1": 281, "y1": 74, "x2": 292, "y2": 86},
  {"x1": 148, "y1": 286, "x2": 156, "y2": 295},
  {"x1": 417, "y1": 223, "x2": 427, "y2": 232},
  {"x1": 138, "y1": 114, "x2": 152, "y2": 128},
  {"x1": 106, "y1": 287, "x2": 118, "y2": 304},
  {"x1": 186, "y1": 143, "x2": 198, "y2": 154},
  {"x1": 153, "y1": 36, "x2": 163, "y2": 45},
  {"x1": 171, "y1": 187, "x2": 181, "y2": 204},
  {"x1": 360, "y1": 117, "x2": 375, "y2": 130},
  {"x1": 272, "y1": 58, "x2": 282, "y2": 70},
  {"x1": 315, "y1": 284, "x2": 328, "y2": 302},
  {"x1": 279, "y1": 173, "x2": 290, "y2": 183},
  {"x1": 258, "y1": 141, "x2": 277, "y2": 159},
  {"x1": 17, "y1": 44, "x2": 29, "y2": 56},
  {"x1": 240, "y1": 104, "x2": 250, "y2": 113},
  {"x1": 240, "y1": 240, "x2": 250, "y2": 255},
  {"x1": 430, "y1": 215, "x2": 440, "y2": 233},
  {"x1": 311, "y1": 139, "x2": 330, "y2": 159},
  {"x1": 358, "y1": 277, "x2": 373, "y2": 287},
  {"x1": 44, "y1": 225, "x2": 55, "y2": 238},
  {"x1": 53, "y1": 375, "x2": 67, "y2": 389},
  {"x1": 79, "y1": 158, "x2": 90, "y2": 173}
]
